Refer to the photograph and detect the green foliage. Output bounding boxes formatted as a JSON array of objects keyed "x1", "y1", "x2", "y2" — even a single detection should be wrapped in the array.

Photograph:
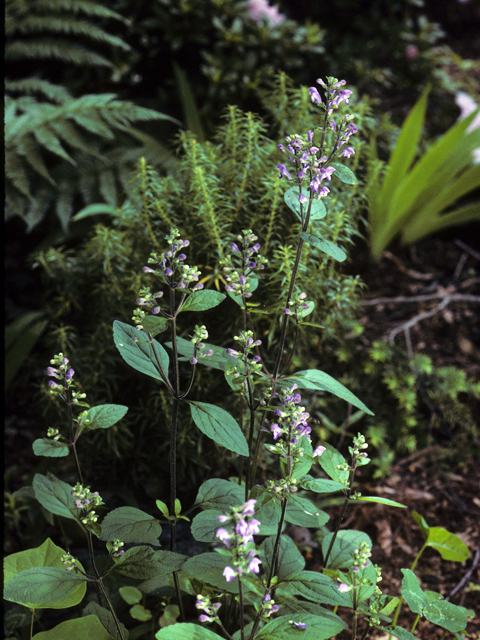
[
  {"x1": 367, "y1": 87, "x2": 480, "y2": 257},
  {"x1": 5, "y1": 0, "x2": 179, "y2": 231}
]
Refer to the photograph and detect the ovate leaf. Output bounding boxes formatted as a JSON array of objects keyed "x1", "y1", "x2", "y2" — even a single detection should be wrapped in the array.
[
  {"x1": 194, "y1": 478, "x2": 244, "y2": 510},
  {"x1": 183, "y1": 553, "x2": 241, "y2": 594},
  {"x1": 298, "y1": 475, "x2": 346, "y2": 494},
  {"x1": 82, "y1": 404, "x2": 128, "y2": 432},
  {"x1": 401, "y1": 569, "x2": 428, "y2": 615},
  {"x1": 99, "y1": 507, "x2": 162, "y2": 545},
  {"x1": 82, "y1": 601, "x2": 128, "y2": 640},
  {"x1": 113, "y1": 320, "x2": 169, "y2": 383},
  {"x1": 322, "y1": 530, "x2": 372, "y2": 570},
  {"x1": 260, "y1": 535, "x2": 305, "y2": 583},
  {"x1": 112, "y1": 547, "x2": 187, "y2": 579},
  {"x1": 33, "y1": 439, "x2": 69, "y2": 457},
  {"x1": 300, "y1": 231, "x2": 346, "y2": 262},
  {"x1": 284, "y1": 187, "x2": 327, "y2": 221},
  {"x1": 32, "y1": 615, "x2": 115, "y2": 640},
  {"x1": 289, "y1": 571, "x2": 351, "y2": 607},
  {"x1": 285, "y1": 495, "x2": 329, "y2": 528},
  {"x1": 4, "y1": 567, "x2": 87, "y2": 608},
  {"x1": 255, "y1": 613, "x2": 345, "y2": 640},
  {"x1": 191, "y1": 510, "x2": 223, "y2": 543},
  {"x1": 179, "y1": 291, "x2": 226, "y2": 312},
  {"x1": 189, "y1": 401, "x2": 248, "y2": 456},
  {"x1": 156, "y1": 623, "x2": 224, "y2": 640},
  {"x1": 330, "y1": 162, "x2": 358, "y2": 185},
  {"x1": 32, "y1": 473, "x2": 76, "y2": 520},
  {"x1": 423, "y1": 600, "x2": 470, "y2": 633}
]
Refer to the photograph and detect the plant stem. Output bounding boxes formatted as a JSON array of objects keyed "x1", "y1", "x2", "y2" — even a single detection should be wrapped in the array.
[
  {"x1": 324, "y1": 461, "x2": 357, "y2": 568},
  {"x1": 98, "y1": 579, "x2": 126, "y2": 640}
]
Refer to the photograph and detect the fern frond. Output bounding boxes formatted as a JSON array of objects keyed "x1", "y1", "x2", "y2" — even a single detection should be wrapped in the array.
[
  {"x1": 12, "y1": 17, "x2": 130, "y2": 51},
  {"x1": 5, "y1": 78, "x2": 72, "y2": 103},
  {"x1": 34, "y1": 0, "x2": 127, "y2": 23},
  {"x1": 5, "y1": 39, "x2": 113, "y2": 67}
]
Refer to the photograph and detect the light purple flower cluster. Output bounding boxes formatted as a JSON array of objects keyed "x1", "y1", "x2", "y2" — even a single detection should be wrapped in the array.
[
  {"x1": 215, "y1": 499, "x2": 262, "y2": 583},
  {"x1": 276, "y1": 77, "x2": 358, "y2": 202},
  {"x1": 133, "y1": 228, "x2": 203, "y2": 330},
  {"x1": 284, "y1": 291, "x2": 310, "y2": 317},
  {"x1": 195, "y1": 594, "x2": 222, "y2": 625},
  {"x1": 47, "y1": 353, "x2": 86, "y2": 405},
  {"x1": 225, "y1": 330, "x2": 263, "y2": 399},
  {"x1": 71, "y1": 483, "x2": 103, "y2": 527},
  {"x1": 189, "y1": 325, "x2": 214, "y2": 364},
  {"x1": 221, "y1": 229, "x2": 267, "y2": 300}
]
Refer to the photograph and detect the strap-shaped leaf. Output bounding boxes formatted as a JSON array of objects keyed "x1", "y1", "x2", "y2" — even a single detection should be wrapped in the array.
[
  {"x1": 300, "y1": 231, "x2": 346, "y2": 262},
  {"x1": 113, "y1": 320, "x2": 169, "y2": 383},
  {"x1": 188, "y1": 401, "x2": 248, "y2": 456}
]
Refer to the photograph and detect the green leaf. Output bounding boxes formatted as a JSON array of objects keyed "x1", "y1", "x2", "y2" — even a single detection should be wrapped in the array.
[
  {"x1": 423, "y1": 600, "x2": 469, "y2": 633},
  {"x1": 179, "y1": 290, "x2": 226, "y2": 313},
  {"x1": 173, "y1": 63, "x2": 205, "y2": 142},
  {"x1": 4, "y1": 538, "x2": 87, "y2": 609},
  {"x1": 141, "y1": 316, "x2": 169, "y2": 338},
  {"x1": 113, "y1": 547, "x2": 187, "y2": 579},
  {"x1": 4, "y1": 567, "x2": 87, "y2": 608},
  {"x1": 119, "y1": 585, "x2": 142, "y2": 605},
  {"x1": 330, "y1": 162, "x2": 358, "y2": 185},
  {"x1": 255, "y1": 613, "x2": 346, "y2": 639},
  {"x1": 300, "y1": 231, "x2": 346, "y2": 262},
  {"x1": 289, "y1": 571, "x2": 352, "y2": 607},
  {"x1": 113, "y1": 320, "x2": 169, "y2": 383},
  {"x1": 426, "y1": 527, "x2": 470, "y2": 562},
  {"x1": 249, "y1": 486, "x2": 282, "y2": 535},
  {"x1": 284, "y1": 187, "x2": 327, "y2": 221},
  {"x1": 194, "y1": 478, "x2": 244, "y2": 510},
  {"x1": 260, "y1": 535, "x2": 305, "y2": 583},
  {"x1": 401, "y1": 569, "x2": 428, "y2": 615},
  {"x1": 322, "y1": 530, "x2": 372, "y2": 570},
  {"x1": 99, "y1": 507, "x2": 162, "y2": 545},
  {"x1": 290, "y1": 436, "x2": 314, "y2": 480},
  {"x1": 82, "y1": 404, "x2": 128, "y2": 432},
  {"x1": 32, "y1": 473, "x2": 76, "y2": 520},
  {"x1": 285, "y1": 495, "x2": 329, "y2": 528},
  {"x1": 315, "y1": 443, "x2": 349, "y2": 484},
  {"x1": 298, "y1": 475, "x2": 346, "y2": 494},
  {"x1": 286, "y1": 369, "x2": 373, "y2": 415},
  {"x1": 351, "y1": 496, "x2": 406, "y2": 508},
  {"x1": 173, "y1": 337, "x2": 229, "y2": 371},
  {"x1": 411, "y1": 510, "x2": 430, "y2": 539},
  {"x1": 156, "y1": 623, "x2": 224, "y2": 640},
  {"x1": 183, "y1": 553, "x2": 241, "y2": 594},
  {"x1": 191, "y1": 510, "x2": 223, "y2": 542},
  {"x1": 82, "y1": 601, "x2": 128, "y2": 640},
  {"x1": 130, "y1": 603, "x2": 152, "y2": 621},
  {"x1": 32, "y1": 615, "x2": 115, "y2": 640},
  {"x1": 188, "y1": 401, "x2": 248, "y2": 456},
  {"x1": 32, "y1": 439, "x2": 69, "y2": 457},
  {"x1": 373, "y1": 626, "x2": 417, "y2": 640},
  {"x1": 71, "y1": 203, "x2": 119, "y2": 221}
]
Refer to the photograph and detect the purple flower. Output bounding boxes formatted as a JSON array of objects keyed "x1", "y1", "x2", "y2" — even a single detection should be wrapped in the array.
[
  {"x1": 242, "y1": 499, "x2": 257, "y2": 516},
  {"x1": 248, "y1": 556, "x2": 262, "y2": 574},
  {"x1": 65, "y1": 368, "x2": 74, "y2": 381},
  {"x1": 190, "y1": 357, "x2": 198, "y2": 364},
  {"x1": 339, "y1": 147, "x2": 355, "y2": 158},
  {"x1": 290, "y1": 621, "x2": 308, "y2": 629},
  {"x1": 309, "y1": 87, "x2": 322, "y2": 105},
  {"x1": 231, "y1": 243, "x2": 240, "y2": 253},
  {"x1": 164, "y1": 268, "x2": 173, "y2": 276},
  {"x1": 143, "y1": 266, "x2": 155, "y2": 273},
  {"x1": 216, "y1": 528, "x2": 231, "y2": 548},
  {"x1": 46, "y1": 367, "x2": 59, "y2": 378},
  {"x1": 276, "y1": 164, "x2": 292, "y2": 180},
  {"x1": 223, "y1": 566, "x2": 236, "y2": 582},
  {"x1": 338, "y1": 583, "x2": 351, "y2": 592},
  {"x1": 313, "y1": 445, "x2": 326, "y2": 457},
  {"x1": 298, "y1": 193, "x2": 308, "y2": 204}
]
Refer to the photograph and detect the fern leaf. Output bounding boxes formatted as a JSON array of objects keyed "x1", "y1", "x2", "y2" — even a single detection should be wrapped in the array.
[
  {"x1": 33, "y1": 123, "x2": 77, "y2": 164},
  {"x1": 13, "y1": 17, "x2": 131, "y2": 51},
  {"x1": 17, "y1": 134, "x2": 56, "y2": 185},
  {"x1": 6, "y1": 78, "x2": 72, "y2": 103},
  {"x1": 56, "y1": 181, "x2": 74, "y2": 231},
  {"x1": 34, "y1": 0, "x2": 127, "y2": 23},
  {"x1": 5, "y1": 39, "x2": 112, "y2": 67},
  {"x1": 5, "y1": 150, "x2": 32, "y2": 199}
]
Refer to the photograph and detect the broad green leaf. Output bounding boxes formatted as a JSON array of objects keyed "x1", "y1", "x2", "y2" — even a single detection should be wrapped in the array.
[
  {"x1": 4, "y1": 567, "x2": 87, "y2": 608},
  {"x1": 173, "y1": 337, "x2": 229, "y2": 371},
  {"x1": 32, "y1": 615, "x2": 115, "y2": 640},
  {"x1": 32, "y1": 473, "x2": 76, "y2": 520},
  {"x1": 82, "y1": 601, "x2": 128, "y2": 640},
  {"x1": 183, "y1": 553, "x2": 241, "y2": 594},
  {"x1": 141, "y1": 316, "x2": 169, "y2": 337},
  {"x1": 351, "y1": 496, "x2": 406, "y2": 508},
  {"x1": 330, "y1": 162, "x2": 358, "y2": 185},
  {"x1": 189, "y1": 401, "x2": 248, "y2": 456},
  {"x1": 426, "y1": 527, "x2": 469, "y2": 562},
  {"x1": 315, "y1": 443, "x2": 349, "y2": 484},
  {"x1": 113, "y1": 320, "x2": 169, "y2": 383},
  {"x1": 249, "y1": 486, "x2": 282, "y2": 534},
  {"x1": 156, "y1": 623, "x2": 224, "y2": 640},
  {"x1": 119, "y1": 585, "x2": 142, "y2": 604},
  {"x1": 99, "y1": 507, "x2": 162, "y2": 545},
  {"x1": 260, "y1": 535, "x2": 305, "y2": 583},
  {"x1": 113, "y1": 547, "x2": 187, "y2": 579},
  {"x1": 322, "y1": 530, "x2": 372, "y2": 570},
  {"x1": 289, "y1": 571, "x2": 352, "y2": 607},
  {"x1": 130, "y1": 603, "x2": 152, "y2": 620},
  {"x1": 401, "y1": 569, "x2": 428, "y2": 615},
  {"x1": 372, "y1": 626, "x2": 417, "y2": 640},
  {"x1": 285, "y1": 495, "x2": 329, "y2": 528},
  {"x1": 298, "y1": 300, "x2": 315, "y2": 319},
  {"x1": 278, "y1": 595, "x2": 348, "y2": 629},
  {"x1": 4, "y1": 538, "x2": 87, "y2": 609},
  {"x1": 290, "y1": 435, "x2": 313, "y2": 480},
  {"x1": 255, "y1": 613, "x2": 345, "y2": 640},
  {"x1": 32, "y1": 439, "x2": 69, "y2": 457},
  {"x1": 424, "y1": 600, "x2": 469, "y2": 632},
  {"x1": 286, "y1": 369, "x2": 373, "y2": 415},
  {"x1": 300, "y1": 231, "x2": 347, "y2": 262},
  {"x1": 194, "y1": 478, "x2": 244, "y2": 510},
  {"x1": 179, "y1": 290, "x2": 226, "y2": 313},
  {"x1": 82, "y1": 404, "x2": 128, "y2": 432},
  {"x1": 284, "y1": 187, "x2": 327, "y2": 221},
  {"x1": 298, "y1": 475, "x2": 346, "y2": 494},
  {"x1": 191, "y1": 510, "x2": 223, "y2": 542}
]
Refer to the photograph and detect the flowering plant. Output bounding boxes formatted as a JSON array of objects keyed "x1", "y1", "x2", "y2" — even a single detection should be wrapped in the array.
[{"x1": 4, "y1": 77, "x2": 473, "y2": 640}]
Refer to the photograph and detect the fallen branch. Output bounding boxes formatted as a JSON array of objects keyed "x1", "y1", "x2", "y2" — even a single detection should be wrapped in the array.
[{"x1": 446, "y1": 548, "x2": 480, "y2": 601}]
